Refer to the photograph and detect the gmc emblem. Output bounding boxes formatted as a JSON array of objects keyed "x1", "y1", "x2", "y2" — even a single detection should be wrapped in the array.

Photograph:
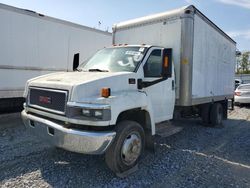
[{"x1": 39, "y1": 96, "x2": 52, "y2": 104}]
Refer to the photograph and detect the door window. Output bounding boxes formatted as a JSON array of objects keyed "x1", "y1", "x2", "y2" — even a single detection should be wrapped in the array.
[{"x1": 144, "y1": 49, "x2": 162, "y2": 77}]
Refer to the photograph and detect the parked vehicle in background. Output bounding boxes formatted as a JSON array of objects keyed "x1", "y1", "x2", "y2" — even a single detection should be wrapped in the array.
[
  {"x1": 21, "y1": 5, "x2": 236, "y2": 176},
  {"x1": 235, "y1": 79, "x2": 243, "y2": 89},
  {"x1": 235, "y1": 84, "x2": 250, "y2": 105},
  {"x1": 235, "y1": 74, "x2": 250, "y2": 84},
  {"x1": 0, "y1": 3, "x2": 111, "y2": 112}
]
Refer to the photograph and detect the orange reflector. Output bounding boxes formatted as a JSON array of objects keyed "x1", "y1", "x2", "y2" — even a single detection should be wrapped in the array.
[
  {"x1": 164, "y1": 56, "x2": 169, "y2": 68},
  {"x1": 101, "y1": 88, "x2": 111, "y2": 98}
]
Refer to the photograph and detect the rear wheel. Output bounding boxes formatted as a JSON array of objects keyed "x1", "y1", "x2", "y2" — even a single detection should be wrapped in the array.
[
  {"x1": 105, "y1": 120, "x2": 145, "y2": 174},
  {"x1": 234, "y1": 102, "x2": 240, "y2": 106},
  {"x1": 201, "y1": 104, "x2": 211, "y2": 125},
  {"x1": 210, "y1": 103, "x2": 223, "y2": 126}
]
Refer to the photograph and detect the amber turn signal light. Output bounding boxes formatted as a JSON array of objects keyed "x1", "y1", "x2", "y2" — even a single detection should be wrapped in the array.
[
  {"x1": 101, "y1": 88, "x2": 111, "y2": 98},
  {"x1": 164, "y1": 56, "x2": 169, "y2": 68}
]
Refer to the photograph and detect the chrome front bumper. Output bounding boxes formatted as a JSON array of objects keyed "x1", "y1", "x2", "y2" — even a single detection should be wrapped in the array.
[{"x1": 21, "y1": 110, "x2": 116, "y2": 154}]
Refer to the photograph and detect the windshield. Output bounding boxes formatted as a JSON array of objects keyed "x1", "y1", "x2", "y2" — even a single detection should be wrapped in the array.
[{"x1": 79, "y1": 47, "x2": 147, "y2": 72}]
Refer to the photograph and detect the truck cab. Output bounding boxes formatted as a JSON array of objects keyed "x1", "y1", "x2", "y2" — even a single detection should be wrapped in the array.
[{"x1": 22, "y1": 45, "x2": 174, "y2": 175}]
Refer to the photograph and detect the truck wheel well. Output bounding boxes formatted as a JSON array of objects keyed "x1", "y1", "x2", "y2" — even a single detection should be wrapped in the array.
[
  {"x1": 116, "y1": 109, "x2": 155, "y2": 151},
  {"x1": 116, "y1": 109, "x2": 151, "y2": 131}
]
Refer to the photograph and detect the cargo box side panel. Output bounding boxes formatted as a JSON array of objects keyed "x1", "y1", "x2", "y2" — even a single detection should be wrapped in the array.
[
  {"x1": 0, "y1": 8, "x2": 69, "y2": 98},
  {"x1": 0, "y1": 7, "x2": 69, "y2": 70},
  {"x1": 0, "y1": 6, "x2": 112, "y2": 98},
  {"x1": 192, "y1": 14, "x2": 235, "y2": 104},
  {"x1": 114, "y1": 19, "x2": 182, "y2": 98},
  {"x1": 68, "y1": 27, "x2": 111, "y2": 71},
  {"x1": 0, "y1": 5, "x2": 112, "y2": 71},
  {"x1": 0, "y1": 69, "x2": 52, "y2": 98}
]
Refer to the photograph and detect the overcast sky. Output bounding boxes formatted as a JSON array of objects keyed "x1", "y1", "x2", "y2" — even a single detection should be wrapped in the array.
[{"x1": 0, "y1": 0, "x2": 249, "y2": 51}]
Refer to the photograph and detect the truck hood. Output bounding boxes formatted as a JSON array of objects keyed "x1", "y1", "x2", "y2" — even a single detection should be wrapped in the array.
[{"x1": 28, "y1": 71, "x2": 139, "y2": 102}]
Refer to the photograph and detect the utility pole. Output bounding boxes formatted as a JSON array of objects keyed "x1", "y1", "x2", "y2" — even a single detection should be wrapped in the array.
[{"x1": 98, "y1": 21, "x2": 101, "y2": 29}]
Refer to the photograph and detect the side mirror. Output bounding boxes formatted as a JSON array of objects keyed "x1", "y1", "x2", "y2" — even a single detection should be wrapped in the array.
[
  {"x1": 73, "y1": 53, "x2": 80, "y2": 71},
  {"x1": 137, "y1": 79, "x2": 144, "y2": 89},
  {"x1": 162, "y1": 48, "x2": 172, "y2": 78}
]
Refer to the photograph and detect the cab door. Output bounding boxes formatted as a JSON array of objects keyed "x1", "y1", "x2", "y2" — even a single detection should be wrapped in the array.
[{"x1": 141, "y1": 47, "x2": 175, "y2": 123}]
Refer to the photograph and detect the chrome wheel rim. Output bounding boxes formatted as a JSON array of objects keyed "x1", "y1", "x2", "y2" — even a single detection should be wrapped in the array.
[{"x1": 121, "y1": 132, "x2": 142, "y2": 165}]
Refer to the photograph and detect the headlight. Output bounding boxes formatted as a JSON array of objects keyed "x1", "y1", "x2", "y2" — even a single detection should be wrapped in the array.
[
  {"x1": 81, "y1": 109, "x2": 104, "y2": 119},
  {"x1": 94, "y1": 110, "x2": 103, "y2": 118},
  {"x1": 82, "y1": 109, "x2": 91, "y2": 117},
  {"x1": 67, "y1": 102, "x2": 111, "y2": 121}
]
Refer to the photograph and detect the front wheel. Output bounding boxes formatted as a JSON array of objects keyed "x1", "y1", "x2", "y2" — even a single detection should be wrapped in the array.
[{"x1": 105, "y1": 120, "x2": 145, "y2": 174}]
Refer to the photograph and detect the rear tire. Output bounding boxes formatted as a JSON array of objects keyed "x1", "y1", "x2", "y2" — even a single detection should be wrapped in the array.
[
  {"x1": 234, "y1": 102, "x2": 240, "y2": 106},
  {"x1": 210, "y1": 103, "x2": 223, "y2": 126},
  {"x1": 105, "y1": 120, "x2": 145, "y2": 174},
  {"x1": 201, "y1": 104, "x2": 211, "y2": 125}
]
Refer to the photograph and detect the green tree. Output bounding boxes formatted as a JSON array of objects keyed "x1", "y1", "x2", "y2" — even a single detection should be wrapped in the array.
[
  {"x1": 237, "y1": 51, "x2": 250, "y2": 74},
  {"x1": 241, "y1": 52, "x2": 250, "y2": 73}
]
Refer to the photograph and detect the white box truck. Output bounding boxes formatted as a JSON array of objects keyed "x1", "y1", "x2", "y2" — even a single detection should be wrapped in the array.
[
  {"x1": 21, "y1": 5, "x2": 236, "y2": 176},
  {"x1": 0, "y1": 3, "x2": 111, "y2": 112}
]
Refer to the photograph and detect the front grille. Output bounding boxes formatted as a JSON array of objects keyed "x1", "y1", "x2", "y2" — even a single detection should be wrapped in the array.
[{"x1": 28, "y1": 87, "x2": 67, "y2": 114}]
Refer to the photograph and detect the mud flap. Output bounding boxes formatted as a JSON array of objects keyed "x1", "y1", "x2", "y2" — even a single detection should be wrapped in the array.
[
  {"x1": 145, "y1": 130, "x2": 155, "y2": 152},
  {"x1": 116, "y1": 164, "x2": 138, "y2": 178}
]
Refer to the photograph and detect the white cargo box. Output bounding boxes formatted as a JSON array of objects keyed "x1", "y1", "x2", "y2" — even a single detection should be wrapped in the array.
[
  {"x1": 0, "y1": 3, "x2": 112, "y2": 99},
  {"x1": 113, "y1": 5, "x2": 236, "y2": 106}
]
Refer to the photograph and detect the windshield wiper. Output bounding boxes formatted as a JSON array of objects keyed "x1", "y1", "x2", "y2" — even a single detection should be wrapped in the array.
[{"x1": 88, "y1": 69, "x2": 109, "y2": 72}]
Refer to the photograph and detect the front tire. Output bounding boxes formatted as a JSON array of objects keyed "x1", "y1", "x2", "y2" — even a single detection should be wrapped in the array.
[{"x1": 105, "y1": 120, "x2": 145, "y2": 174}]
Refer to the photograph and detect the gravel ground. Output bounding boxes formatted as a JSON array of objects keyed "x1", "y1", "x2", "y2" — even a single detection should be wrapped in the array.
[{"x1": 0, "y1": 106, "x2": 250, "y2": 188}]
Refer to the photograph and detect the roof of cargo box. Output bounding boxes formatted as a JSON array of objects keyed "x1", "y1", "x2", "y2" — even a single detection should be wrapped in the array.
[
  {"x1": 113, "y1": 5, "x2": 236, "y2": 44},
  {"x1": 0, "y1": 3, "x2": 111, "y2": 36}
]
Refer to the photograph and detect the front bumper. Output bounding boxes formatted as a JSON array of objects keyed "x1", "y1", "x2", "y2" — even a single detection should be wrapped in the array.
[{"x1": 21, "y1": 110, "x2": 116, "y2": 154}]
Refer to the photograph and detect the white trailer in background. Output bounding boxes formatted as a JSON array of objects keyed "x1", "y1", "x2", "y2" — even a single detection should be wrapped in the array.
[
  {"x1": 235, "y1": 74, "x2": 250, "y2": 84},
  {"x1": 0, "y1": 3, "x2": 111, "y2": 111}
]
